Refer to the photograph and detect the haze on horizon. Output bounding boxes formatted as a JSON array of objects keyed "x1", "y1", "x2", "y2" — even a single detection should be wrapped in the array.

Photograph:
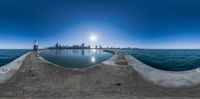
[{"x1": 0, "y1": 0, "x2": 200, "y2": 49}]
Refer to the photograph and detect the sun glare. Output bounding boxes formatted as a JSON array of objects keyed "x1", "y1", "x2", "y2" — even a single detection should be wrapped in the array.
[{"x1": 90, "y1": 35, "x2": 97, "y2": 42}]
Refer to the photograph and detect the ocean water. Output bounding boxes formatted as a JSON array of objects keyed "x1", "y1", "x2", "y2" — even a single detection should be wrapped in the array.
[
  {"x1": 0, "y1": 49, "x2": 30, "y2": 67},
  {"x1": 40, "y1": 49, "x2": 113, "y2": 68},
  {"x1": 122, "y1": 49, "x2": 200, "y2": 71}
]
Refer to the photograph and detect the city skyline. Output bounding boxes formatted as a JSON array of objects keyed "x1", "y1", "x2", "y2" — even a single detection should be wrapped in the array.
[
  {"x1": 47, "y1": 42, "x2": 118, "y2": 49},
  {"x1": 1, "y1": 0, "x2": 200, "y2": 49}
]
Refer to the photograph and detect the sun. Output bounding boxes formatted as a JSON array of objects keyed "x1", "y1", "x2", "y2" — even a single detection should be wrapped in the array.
[{"x1": 90, "y1": 35, "x2": 97, "y2": 42}]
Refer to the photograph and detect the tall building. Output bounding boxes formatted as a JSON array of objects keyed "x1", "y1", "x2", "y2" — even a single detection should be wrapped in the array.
[
  {"x1": 55, "y1": 43, "x2": 59, "y2": 48},
  {"x1": 81, "y1": 43, "x2": 85, "y2": 49},
  {"x1": 33, "y1": 40, "x2": 39, "y2": 51},
  {"x1": 99, "y1": 45, "x2": 103, "y2": 49}
]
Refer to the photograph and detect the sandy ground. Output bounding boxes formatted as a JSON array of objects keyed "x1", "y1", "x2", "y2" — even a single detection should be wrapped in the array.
[{"x1": 0, "y1": 52, "x2": 200, "y2": 99}]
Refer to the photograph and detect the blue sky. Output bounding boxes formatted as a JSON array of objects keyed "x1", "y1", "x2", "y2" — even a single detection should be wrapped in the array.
[{"x1": 0, "y1": 0, "x2": 200, "y2": 49}]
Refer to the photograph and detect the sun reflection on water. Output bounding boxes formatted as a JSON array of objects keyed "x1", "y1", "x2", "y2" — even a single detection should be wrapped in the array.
[
  {"x1": 92, "y1": 49, "x2": 97, "y2": 53},
  {"x1": 91, "y1": 56, "x2": 96, "y2": 62}
]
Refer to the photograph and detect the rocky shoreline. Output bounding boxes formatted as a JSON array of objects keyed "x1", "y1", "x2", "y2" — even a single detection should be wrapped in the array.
[{"x1": 0, "y1": 51, "x2": 200, "y2": 98}]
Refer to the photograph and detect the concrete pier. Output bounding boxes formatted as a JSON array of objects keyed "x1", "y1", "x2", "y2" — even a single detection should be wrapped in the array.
[
  {"x1": 125, "y1": 54, "x2": 200, "y2": 88},
  {"x1": 0, "y1": 51, "x2": 200, "y2": 98},
  {"x1": 0, "y1": 52, "x2": 30, "y2": 84}
]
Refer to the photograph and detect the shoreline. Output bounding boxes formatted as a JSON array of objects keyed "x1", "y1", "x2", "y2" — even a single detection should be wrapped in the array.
[
  {"x1": 0, "y1": 50, "x2": 200, "y2": 98},
  {"x1": 0, "y1": 52, "x2": 31, "y2": 83},
  {"x1": 125, "y1": 54, "x2": 200, "y2": 88}
]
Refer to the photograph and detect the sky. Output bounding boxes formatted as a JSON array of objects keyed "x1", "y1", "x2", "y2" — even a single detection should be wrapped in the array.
[{"x1": 0, "y1": 0, "x2": 200, "y2": 49}]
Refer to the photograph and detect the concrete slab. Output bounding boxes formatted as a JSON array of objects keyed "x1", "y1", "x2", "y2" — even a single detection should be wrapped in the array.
[
  {"x1": 125, "y1": 55, "x2": 200, "y2": 88},
  {"x1": 0, "y1": 52, "x2": 30, "y2": 84}
]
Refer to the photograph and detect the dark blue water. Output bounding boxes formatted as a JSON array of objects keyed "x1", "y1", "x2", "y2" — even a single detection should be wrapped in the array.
[
  {"x1": 40, "y1": 49, "x2": 113, "y2": 68},
  {"x1": 122, "y1": 49, "x2": 200, "y2": 71},
  {"x1": 0, "y1": 49, "x2": 30, "y2": 66}
]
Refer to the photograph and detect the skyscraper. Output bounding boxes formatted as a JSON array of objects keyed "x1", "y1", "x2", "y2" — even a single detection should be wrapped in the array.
[
  {"x1": 55, "y1": 43, "x2": 59, "y2": 48},
  {"x1": 81, "y1": 43, "x2": 85, "y2": 49}
]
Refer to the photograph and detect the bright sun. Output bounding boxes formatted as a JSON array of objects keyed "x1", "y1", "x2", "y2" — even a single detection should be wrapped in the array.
[{"x1": 90, "y1": 35, "x2": 97, "y2": 42}]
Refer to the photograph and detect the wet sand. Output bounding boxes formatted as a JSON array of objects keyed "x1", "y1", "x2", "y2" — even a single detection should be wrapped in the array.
[{"x1": 0, "y1": 52, "x2": 200, "y2": 98}]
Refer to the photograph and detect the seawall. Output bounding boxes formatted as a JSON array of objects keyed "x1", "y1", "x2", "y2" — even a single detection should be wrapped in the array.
[
  {"x1": 0, "y1": 52, "x2": 30, "y2": 83},
  {"x1": 125, "y1": 54, "x2": 200, "y2": 88}
]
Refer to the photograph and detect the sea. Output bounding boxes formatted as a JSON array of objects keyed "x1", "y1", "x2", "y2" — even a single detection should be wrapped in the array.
[
  {"x1": 0, "y1": 49, "x2": 30, "y2": 67},
  {"x1": 1, "y1": 49, "x2": 200, "y2": 71},
  {"x1": 122, "y1": 49, "x2": 200, "y2": 71}
]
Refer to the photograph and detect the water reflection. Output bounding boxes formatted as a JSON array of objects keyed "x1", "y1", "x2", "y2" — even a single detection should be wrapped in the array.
[
  {"x1": 81, "y1": 49, "x2": 85, "y2": 56},
  {"x1": 41, "y1": 49, "x2": 113, "y2": 68},
  {"x1": 53, "y1": 49, "x2": 101, "y2": 56},
  {"x1": 92, "y1": 49, "x2": 97, "y2": 53},
  {"x1": 55, "y1": 49, "x2": 62, "y2": 56},
  {"x1": 91, "y1": 56, "x2": 96, "y2": 62}
]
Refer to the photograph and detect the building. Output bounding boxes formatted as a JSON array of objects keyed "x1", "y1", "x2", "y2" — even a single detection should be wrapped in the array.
[
  {"x1": 87, "y1": 45, "x2": 90, "y2": 49},
  {"x1": 55, "y1": 43, "x2": 59, "y2": 48},
  {"x1": 81, "y1": 43, "x2": 85, "y2": 49},
  {"x1": 33, "y1": 40, "x2": 39, "y2": 51},
  {"x1": 48, "y1": 42, "x2": 93, "y2": 49},
  {"x1": 99, "y1": 45, "x2": 103, "y2": 49}
]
